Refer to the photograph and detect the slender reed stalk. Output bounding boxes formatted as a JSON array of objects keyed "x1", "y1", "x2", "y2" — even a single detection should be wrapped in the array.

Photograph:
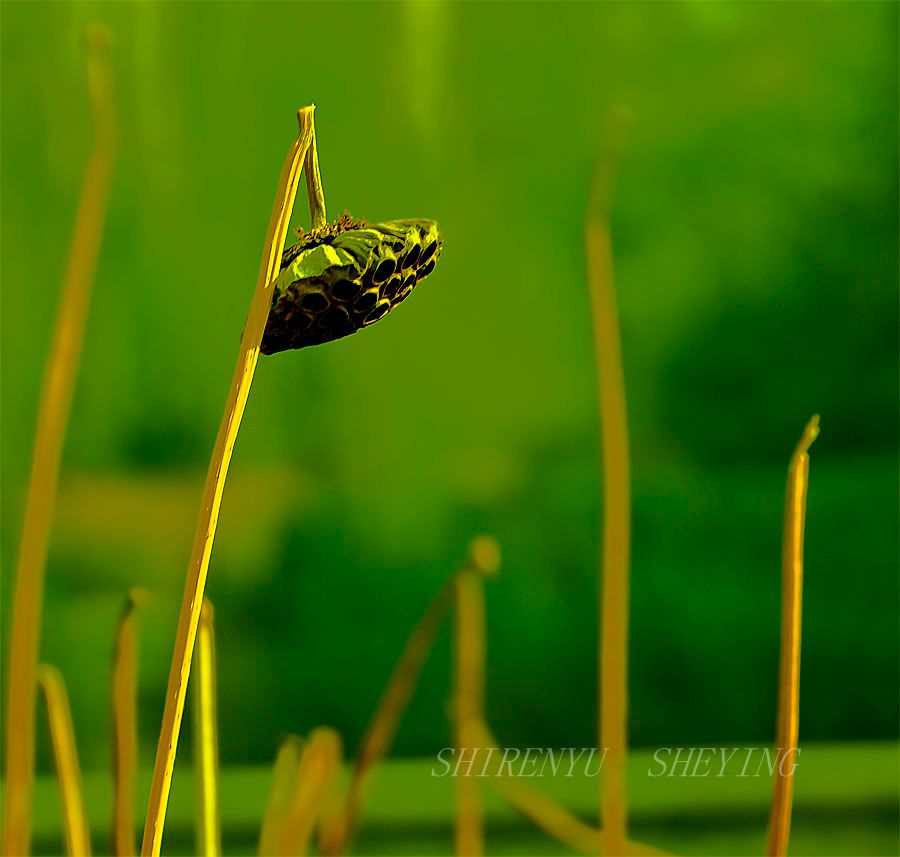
[
  {"x1": 452, "y1": 537, "x2": 500, "y2": 857},
  {"x1": 321, "y1": 543, "x2": 497, "y2": 855},
  {"x1": 2, "y1": 26, "x2": 116, "y2": 856},
  {"x1": 111, "y1": 588, "x2": 150, "y2": 857},
  {"x1": 279, "y1": 728, "x2": 343, "y2": 856},
  {"x1": 193, "y1": 600, "x2": 221, "y2": 857},
  {"x1": 259, "y1": 736, "x2": 305, "y2": 857},
  {"x1": 141, "y1": 106, "x2": 323, "y2": 857},
  {"x1": 586, "y1": 109, "x2": 631, "y2": 856},
  {"x1": 37, "y1": 665, "x2": 92, "y2": 857},
  {"x1": 766, "y1": 416, "x2": 819, "y2": 856}
]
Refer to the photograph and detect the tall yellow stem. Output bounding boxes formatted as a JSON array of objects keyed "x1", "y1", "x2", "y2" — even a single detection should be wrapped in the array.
[
  {"x1": 766, "y1": 416, "x2": 819, "y2": 856},
  {"x1": 193, "y1": 600, "x2": 221, "y2": 857},
  {"x1": 2, "y1": 26, "x2": 116, "y2": 856},
  {"x1": 140, "y1": 106, "x2": 321, "y2": 856},
  {"x1": 38, "y1": 665, "x2": 92, "y2": 857},
  {"x1": 586, "y1": 110, "x2": 630, "y2": 856}
]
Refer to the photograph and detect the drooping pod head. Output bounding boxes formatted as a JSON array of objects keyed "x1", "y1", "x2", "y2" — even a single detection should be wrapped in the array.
[{"x1": 261, "y1": 214, "x2": 442, "y2": 354}]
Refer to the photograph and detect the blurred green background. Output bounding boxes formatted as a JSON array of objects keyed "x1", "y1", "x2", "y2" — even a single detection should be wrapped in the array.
[{"x1": 1, "y1": 0, "x2": 898, "y2": 849}]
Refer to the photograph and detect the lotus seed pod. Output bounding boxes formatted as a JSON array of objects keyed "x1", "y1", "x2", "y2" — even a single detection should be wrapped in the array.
[{"x1": 262, "y1": 214, "x2": 442, "y2": 354}]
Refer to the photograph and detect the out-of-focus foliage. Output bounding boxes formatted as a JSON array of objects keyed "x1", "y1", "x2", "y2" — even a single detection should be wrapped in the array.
[{"x1": 1, "y1": 1, "x2": 897, "y2": 776}]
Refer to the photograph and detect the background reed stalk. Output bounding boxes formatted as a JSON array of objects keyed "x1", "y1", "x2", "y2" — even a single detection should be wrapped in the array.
[
  {"x1": 453, "y1": 568, "x2": 488, "y2": 856},
  {"x1": 2, "y1": 26, "x2": 116, "y2": 857},
  {"x1": 451, "y1": 538, "x2": 501, "y2": 856},
  {"x1": 111, "y1": 589, "x2": 149, "y2": 856},
  {"x1": 278, "y1": 728, "x2": 343, "y2": 856},
  {"x1": 37, "y1": 665, "x2": 91, "y2": 857},
  {"x1": 586, "y1": 111, "x2": 631, "y2": 856},
  {"x1": 766, "y1": 416, "x2": 819, "y2": 856},
  {"x1": 259, "y1": 737, "x2": 306, "y2": 856}
]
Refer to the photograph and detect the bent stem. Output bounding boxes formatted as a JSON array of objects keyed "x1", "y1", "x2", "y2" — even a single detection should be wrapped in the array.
[
  {"x1": 193, "y1": 600, "x2": 221, "y2": 857},
  {"x1": 475, "y1": 721, "x2": 673, "y2": 857},
  {"x1": 766, "y1": 415, "x2": 819, "y2": 856},
  {"x1": 111, "y1": 588, "x2": 150, "y2": 857},
  {"x1": 476, "y1": 721, "x2": 602, "y2": 855},
  {"x1": 586, "y1": 109, "x2": 631, "y2": 856},
  {"x1": 38, "y1": 665, "x2": 92, "y2": 857},
  {"x1": 2, "y1": 26, "x2": 116, "y2": 857},
  {"x1": 322, "y1": 578, "x2": 454, "y2": 854},
  {"x1": 140, "y1": 106, "x2": 322, "y2": 857},
  {"x1": 323, "y1": 588, "x2": 453, "y2": 854}
]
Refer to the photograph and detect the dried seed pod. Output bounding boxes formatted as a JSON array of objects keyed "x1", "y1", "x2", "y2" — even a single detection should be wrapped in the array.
[{"x1": 262, "y1": 214, "x2": 442, "y2": 354}]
